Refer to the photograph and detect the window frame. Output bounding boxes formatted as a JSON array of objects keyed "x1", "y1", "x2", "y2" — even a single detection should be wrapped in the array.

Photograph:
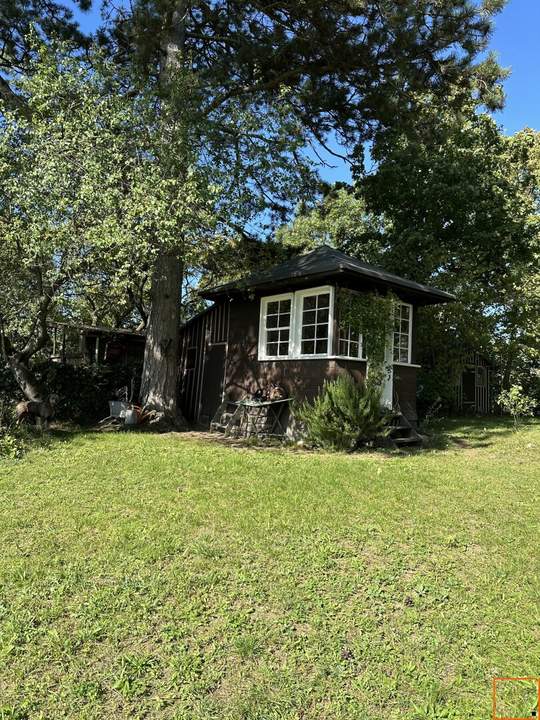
[
  {"x1": 392, "y1": 302, "x2": 413, "y2": 365},
  {"x1": 337, "y1": 324, "x2": 366, "y2": 361},
  {"x1": 258, "y1": 289, "x2": 417, "y2": 365},
  {"x1": 294, "y1": 286, "x2": 335, "y2": 359},
  {"x1": 258, "y1": 292, "x2": 294, "y2": 361},
  {"x1": 335, "y1": 288, "x2": 366, "y2": 361}
]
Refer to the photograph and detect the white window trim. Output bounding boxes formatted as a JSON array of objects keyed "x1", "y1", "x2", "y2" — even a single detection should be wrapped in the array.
[
  {"x1": 294, "y1": 286, "x2": 334, "y2": 359},
  {"x1": 334, "y1": 288, "x2": 367, "y2": 362},
  {"x1": 258, "y1": 290, "x2": 417, "y2": 365},
  {"x1": 258, "y1": 286, "x2": 334, "y2": 361},
  {"x1": 393, "y1": 301, "x2": 413, "y2": 365},
  {"x1": 258, "y1": 291, "x2": 294, "y2": 361}
]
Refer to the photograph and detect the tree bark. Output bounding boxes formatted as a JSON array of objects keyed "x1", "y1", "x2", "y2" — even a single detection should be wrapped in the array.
[
  {"x1": 8, "y1": 354, "x2": 46, "y2": 403},
  {"x1": 139, "y1": 0, "x2": 188, "y2": 424},
  {"x1": 139, "y1": 252, "x2": 183, "y2": 420}
]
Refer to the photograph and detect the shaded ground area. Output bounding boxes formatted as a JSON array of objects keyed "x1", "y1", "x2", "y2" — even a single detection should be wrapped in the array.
[{"x1": 0, "y1": 418, "x2": 538, "y2": 719}]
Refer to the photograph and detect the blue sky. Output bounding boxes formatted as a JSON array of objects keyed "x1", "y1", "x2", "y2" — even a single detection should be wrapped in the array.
[{"x1": 71, "y1": 0, "x2": 540, "y2": 184}]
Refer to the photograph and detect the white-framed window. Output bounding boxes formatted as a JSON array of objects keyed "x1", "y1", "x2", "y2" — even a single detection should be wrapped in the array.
[
  {"x1": 258, "y1": 289, "x2": 414, "y2": 364},
  {"x1": 258, "y1": 286, "x2": 334, "y2": 360},
  {"x1": 296, "y1": 287, "x2": 333, "y2": 357},
  {"x1": 336, "y1": 290, "x2": 365, "y2": 360},
  {"x1": 338, "y1": 324, "x2": 364, "y2": 360},
  {"x1": 258, "y1": 293, "x2": 293, "y2": 359},
  {"x1": 393, "y1": 302, "x2": 412, "y2": 364}
]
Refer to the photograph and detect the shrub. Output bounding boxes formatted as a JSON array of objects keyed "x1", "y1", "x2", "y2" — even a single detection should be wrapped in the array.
[
  {"x1": 294, "y1": 374, "x2": 391, "y2": 451},
  {"x1": 0, "y1": 427, "x2": 25, "y2": 460},
  {"x1": 497, "y1": 384, "x2": 536, "y2": 429},
  {"x1": 36, "y1": 361, "x2": 142, "y2": 424},
  {"x1": 1, "y1": 360, "x2": 142, "y2": 425}
]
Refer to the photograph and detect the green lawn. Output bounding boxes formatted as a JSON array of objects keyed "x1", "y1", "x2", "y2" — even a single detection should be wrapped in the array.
[{"x1": 0, "y1": 419, "x2": 539, "y2": 720}]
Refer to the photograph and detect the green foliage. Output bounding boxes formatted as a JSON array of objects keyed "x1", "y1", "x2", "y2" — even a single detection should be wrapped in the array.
[
  {"x1": 357, "y1": 95, "x2": 540, "y2": 405},
  {"x1": 497, "y1": 385, "x2": 536, "y2": 429},
  {"x1": 337, "y1": 289, "x2": 396, "y2": 367},
  {"x1": 0, "y1": 427, "x2": 25, "y2": 460},
  {"x1": 110, "y1": 0, "x2": 505, "y2": 142},
  {"x1": 1, "y1": 360, "x2": 141, "y2": 424},
  {"x1": 38, "y1": 362, "x2": 142, "y2": 423},
  {"x1": 276, "y1": 186, "x2": 384, "y2": 263},
  {"x1": 294, "y1": 374, "x2": 390, "y2": 451}
]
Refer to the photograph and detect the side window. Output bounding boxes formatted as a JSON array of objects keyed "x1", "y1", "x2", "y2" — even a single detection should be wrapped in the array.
[
  {"x1": 337, "y1": 292, "x2": 364, "y2": 359},
  {"x1": 393, "y1": 303, "x2": 411, "y2": 363},
  {"x1": 299, "y1": 291, "x2": 331, "y2": 356},
  {"x1": 261, "y1": 295, "x2": 292, "y2": 358}
]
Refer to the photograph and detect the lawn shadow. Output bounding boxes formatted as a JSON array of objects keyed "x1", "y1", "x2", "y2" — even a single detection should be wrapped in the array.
[{"x1": 418, "y1": 416, "x2": 532, "y2": 452}]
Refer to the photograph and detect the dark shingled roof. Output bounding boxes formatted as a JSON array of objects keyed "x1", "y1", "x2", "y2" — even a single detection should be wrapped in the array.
[{"x1": 201, "y1": 245, "x2": 455, "y2": 306}]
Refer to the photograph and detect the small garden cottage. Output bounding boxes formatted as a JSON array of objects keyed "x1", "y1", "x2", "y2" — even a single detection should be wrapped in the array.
[{"x1": 178, "y1": 246, "x2": 455, "y2": 429}]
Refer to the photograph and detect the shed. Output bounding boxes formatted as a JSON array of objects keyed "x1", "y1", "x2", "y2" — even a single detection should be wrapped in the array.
[{"x1": 178, "y1": 246, "x2": 454, "y2": 429}]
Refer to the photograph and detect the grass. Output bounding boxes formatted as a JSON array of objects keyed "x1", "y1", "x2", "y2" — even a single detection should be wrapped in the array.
[{"x1": 0, "y1": 417, "x2": 539, "y2": 719}]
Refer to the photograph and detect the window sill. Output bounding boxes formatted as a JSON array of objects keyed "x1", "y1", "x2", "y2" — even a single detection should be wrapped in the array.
[
  {"x1": 258, "y1": 355, "x2": 367, "y2": 362},
  {"x1": 258, "y1": 356, "x2": 420, "y2": 368}
]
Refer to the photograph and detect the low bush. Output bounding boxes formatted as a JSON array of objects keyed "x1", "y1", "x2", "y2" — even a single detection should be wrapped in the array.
[
  {"x1": 37, "y1": 361, "x2": 142, "y2": 423},
  {"x1": 0, "y1": 426, "x2": 26, "y2": 460},
  {"x1": 1, "y1": 360, "x2": 142, "y2": 425},
  {"x1": 294, "y1": 374, "x2": 391, "y2": 452},
  {"x1": 498, "y1": 384, "x2": 536, "y2": 429}
]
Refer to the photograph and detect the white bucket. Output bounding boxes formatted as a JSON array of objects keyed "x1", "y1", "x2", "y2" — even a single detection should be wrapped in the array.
[
  {"x1": 109, "y1": 400, "x2": 129, "y2": 418},
  {"x1": 125, "y1": 407, "x2": 138, "y2": 426}
]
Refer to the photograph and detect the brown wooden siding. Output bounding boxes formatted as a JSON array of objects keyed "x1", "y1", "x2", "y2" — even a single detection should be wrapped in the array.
[
  {"x1": 224, "y1": 298, "x2": 368, "y2": 402},
  {"x1": 179, "y1": 302, "x2": 229, "y2": 423}
]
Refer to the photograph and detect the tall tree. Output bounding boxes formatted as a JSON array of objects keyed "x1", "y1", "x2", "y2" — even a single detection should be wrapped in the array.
[
  {"x1": 0, "y1": 45, "x2": 214, "y2": 407},
  {"x1": 356, "y1": 99, "x2": 539, "y2": 407},
  {"x1": 0, "y1": 0, "x2": 92, "y2": 112},
  {"x1": 103, "y1": 0, "x2": 506, "y2": 422},
  {"x1": 276, "y1": 184, "x2": 385, "y2": 264},
  {"x1": 0, "y1": 43, "x2": 316, "y2": 412}
]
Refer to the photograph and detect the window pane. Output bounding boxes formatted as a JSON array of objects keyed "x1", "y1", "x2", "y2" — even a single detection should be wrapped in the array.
[
  {"x1": 316, "y1": 324, "x2": 329, "y2": 340},
  {"x1": 302, "y1": 325, "x2": 315, "y2": 340},
  {"x1": 280, "y1": 312, "x2": 291, "y2": 327},
  {"x1": 301, "y1": 340, "x2": 315, "y2": 355},
  {"x1": 318, "y1": 308, "x2": 329, "y2": 323},
  {"x1": 267, "y1": 301, "x2": 278, "y2": 314},
  {"x1": 401, "y1": 319, "x2": 409, "y2": 333},
  {"x1": 350, "y1": 341, "x2": 359, "y2": 357},
  {"x1": 266, "y1": 342, "x2": 278, "y2": 356},
  {"x1": 317, "y1": 293, "x2": 330, "y2": 308},
  {"x1": 280, "y1": 299, "x2": 291, "y2": 313},
  {"x1": 393, "y1": 347, "x2": 399, "y2": 362},
  {"x1": 400, "y1": 348, "x2": 408, "y2": 363},
  {"x1": 280, "y1": 328, "x2": 290, "y2": 342},
  {"x1": 266, "y1": 314, "x2": 278, "y2": 328},
  {"x1": 303, "y1": 296, "x2": 317, "y2": 310},
  {"x1": 303, "y1": 309, "x2": 316, "y2": 325},
  {"x1": 316, "y1": 339, "x2": 328, "y2": 354},
  {"x1": 339, "y1": 340, "x2": 348, "y2": 355},
  {"x1": 401, "y1": 305, "x2": 410, "y2": 319},
  {"x1": 278, "y1": 342, "x2": 289, "y2": 356}
]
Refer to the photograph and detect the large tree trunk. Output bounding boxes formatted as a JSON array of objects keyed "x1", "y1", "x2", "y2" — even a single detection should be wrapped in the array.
[
  {"x1": 139, "y1": 252, "x2": 183, "y2": 421},
  {"x1": 139, "y1": 1, "x2": 188, "y2": 425},
  {"x1": 8, "y1": 354, "x2": 46, "y2": 403}
]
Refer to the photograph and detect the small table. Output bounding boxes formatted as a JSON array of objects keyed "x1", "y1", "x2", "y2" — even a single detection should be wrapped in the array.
[{"x1": 231, "y1": 398, "x2": 292, "y2": 439}]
